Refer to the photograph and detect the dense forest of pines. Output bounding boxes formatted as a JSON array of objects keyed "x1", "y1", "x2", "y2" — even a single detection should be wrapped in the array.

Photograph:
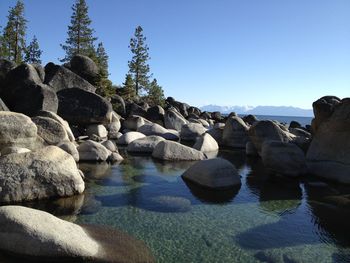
[{"x1": 0, "y1": 0, "x2": 165, "y2": 106}]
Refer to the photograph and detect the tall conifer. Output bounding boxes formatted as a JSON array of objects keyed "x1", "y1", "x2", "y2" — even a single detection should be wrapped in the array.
[{"x1": 61, "y1": 0, "x2": 97, "y2": 62}]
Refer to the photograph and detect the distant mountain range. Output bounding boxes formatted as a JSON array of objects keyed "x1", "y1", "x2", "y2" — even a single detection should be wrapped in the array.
[{"x1": 200, "y1": 105, "x2": 313, "y2": 117}]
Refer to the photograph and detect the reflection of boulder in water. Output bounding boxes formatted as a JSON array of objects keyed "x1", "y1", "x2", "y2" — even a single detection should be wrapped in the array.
[
  {"x1": 25, "y1": 194, "x2": 85, "y2": 220},
  {"x1": 153, "y1": 159, "x2": 195, "y2": 174},
  {"x1": 183, "y1": 179, "x2": 240, "y2": 204},
  {"x1": 80, "y1": 195, "x2": 102, "y2": 215},
  {"x1": 217, "y1": 149, "x2": 246, "y2": 171},
  {"x1": 259, "y1": 199, "x2": 301, "y2": 216},
  {"x1": 79, "y1": 162, "x2": 111, "y2": 179},
  {"x1": 305, "y1": 183, "x2": 350, "y2": 247},
  {"x1": 246, "y1": 159, "x2": 302, "y2": 214},
  {"x1": 143, "y1": 195, "x2": 191, "y2": 213}
]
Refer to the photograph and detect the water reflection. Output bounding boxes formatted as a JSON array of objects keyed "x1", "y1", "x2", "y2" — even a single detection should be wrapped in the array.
[{"x1": 246, "y1": 159, "x2": 302, "y2": 215}]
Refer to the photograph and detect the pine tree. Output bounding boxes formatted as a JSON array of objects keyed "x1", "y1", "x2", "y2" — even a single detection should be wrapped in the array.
[
  {"x1": 146, "y1": 78, "x2": 165, "y2": 106},
  {"x1": 128, "y1": 26, "x2": 151, "y2": 96},
  {"x1": 95, "y1": 42, "x2": 108, "y2": 78},
  {"x1": 118, "y1": 74, "x2": 136, "y2": 101},
  {"x1": 94, "y1": 42, "x2": 115, "y2": 98},
  {"x1": 60, "y1": 0, "x2": 97, "y2": 62},
  {"x1": 0, "y1": 33, "x2": 8, "y2": 59},
  {"x1": 24, "y1": 35, "x2": 42, "y2": 64},
  {"x1": 3, "y1": 0, "x2": 27, "y2": 63}
]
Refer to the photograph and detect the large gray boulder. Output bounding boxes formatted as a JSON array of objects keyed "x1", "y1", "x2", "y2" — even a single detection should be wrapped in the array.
[
  {"x1": 36, "y1": 110, "x2": 75, "y2": 142},
  {"x1": 77, "y1": 140, "x2": 111, "y2": 162},
  {"x1": 57, "y1": 88, "x2": 113, "y2": 125},
  {"x1": 0, "y1": 111, "x2": 41, "y2": 150},
  {"x1": 32, "y1": 116, "x2": 69, "y2": 145},
  {"x1": 0, "y1": 59, "x2": 16, "y2": 81},
  {"x1": 69, "y1": 55, "x2": 99, "y2": 85},
  {"x1": 193, "y1": 133, "x2": 219, "y2": 152},
  {"x1": 137, "y1": 123, "x2": 179, "y2": 140},
  {"x1": 44, "y1": 63, "x2": 96, "y2": 92},
  {"x1": 222, "y1": 116, "x2": 250, "y2": 148},
  {"x1": 262, "y1": 141, "x2": 306, "y2": 177},
  {"x1": 86, "y1": 124, "x2": 108, "y2": 139},
  {"x1": 180, "y1": 123, "x2": 207, "y2": 141},
  {"x1": 311, "y1": 96, "x2": 340, "y2": 134},
  {"x1": 107, "y1": 111, "x2": 121, "y2": 139},
  {"x1": 117, "y1": 131, "x2": 146, "y2": 145},
  {"x1": 127, "y1": 135, "x2": 165, "y2": 153},
  {"x1": 0, "y1": 206, "x2": 155, "y2": 262},
  {"x1": 207, "y1": 127, "x2": 224, "y2": 145},
  {"x1": 123, "y1": 115, "x2": 151, "y2": 131},
  {"x1": 57, "y1": 141, "x2": 79, "y2": 162},
  {"x1": 164, "y1": 109, "x2": 188, "y2": 131},
  {"x1": 248, "y1": 120, "x2": 295, "y2": 155},
  {"x1": 152, "y1": 140, "x2": 206, "y2": 161},
  {"x1": 0, "y1": 64, "x2": 58, "y2": 116},
  {"x1": 0, "y1": 146, "x2": 84, "y2": 203},
  {"x1": 182, "y1": 158, "x2": 241, "y2": 189},
  {"x1": 146, "y1": 105, "x2": 165, "y2": 125},
  {"x1": 307, "y1": 98, "x2": 350, "y2": 183}
]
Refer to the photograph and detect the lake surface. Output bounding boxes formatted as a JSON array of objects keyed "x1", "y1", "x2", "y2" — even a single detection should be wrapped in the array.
[{"x1": 5, "y1": 147, "x2": 350, "y2": 263}]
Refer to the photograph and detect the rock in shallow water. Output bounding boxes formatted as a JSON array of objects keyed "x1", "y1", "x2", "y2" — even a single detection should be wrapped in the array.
[
  {"x1": 152, "y1": 140, "x2": 206, "y2": 161},
  {"x1": 0, "y1": 146, "x2": 84, "y2": 203},
  {"x1": 0, "y1": 206, "x2": 155, "y2": 262},
  {"x1": 182, "y1": 158, "x2": 241, "y2": 189}
]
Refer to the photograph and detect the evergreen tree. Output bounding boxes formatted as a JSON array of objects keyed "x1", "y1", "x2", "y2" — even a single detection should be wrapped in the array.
[
  {"x1": 3, "y1": 0, "x2": 27, "y2": 63},
  {"x1": 60, "y1": 0, "x2": 97, "y2": 62},
  {"x1": 146, "y1": 78, "x2": 165, "y2": 106},
  {"x1": 24, "y1": 35, "x2": 42, "y2": 64},
  {"x1": 95, "y1": 42, "x2": 108, "y2": 78},
  {"x1": 117, "y1": 74, "x2": 136, "y2": 101},
  {"x1": 128, "y1": 26, "x2": 151, "y2": 96},
  {"x1": 94, "y1": 42, "x2": 115, "y2": 98},
  {"x1": 0, "y1": 32, "x2": 8, "y2": 59}
]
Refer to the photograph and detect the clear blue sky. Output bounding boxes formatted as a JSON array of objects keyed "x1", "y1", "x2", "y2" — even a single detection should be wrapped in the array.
[{"x1": 1, "y1": 0, "x2": 349, "y2": 109}]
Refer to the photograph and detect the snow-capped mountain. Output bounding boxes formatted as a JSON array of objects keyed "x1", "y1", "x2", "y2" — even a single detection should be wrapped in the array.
[{"x1": 200, "y1": 105, "x2": 313, "y2": 117}]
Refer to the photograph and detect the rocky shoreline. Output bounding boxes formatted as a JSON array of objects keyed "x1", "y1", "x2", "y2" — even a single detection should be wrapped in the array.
[{"x1": 0, "y1": 56, "x2": 348, "y2": 262}]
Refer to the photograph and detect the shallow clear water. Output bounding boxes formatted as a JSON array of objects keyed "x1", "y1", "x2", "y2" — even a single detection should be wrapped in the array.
[{"x1": 4, "y1": 148, "x2": 350, "y2": 262}]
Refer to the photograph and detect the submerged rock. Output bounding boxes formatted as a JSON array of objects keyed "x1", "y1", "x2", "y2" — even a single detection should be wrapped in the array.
[
  {"x1": 0, "y1": 146, "x2": 84, "y2": 203},
  {"x1": 152, "y1": 140, "x2": 206, "y2": 161},
  {"x1": 145, "y1": 195, "x2": 191, "y2": 213},
  {"x1": 0, "y1": 206, "x2": 155, "y2": 262}
]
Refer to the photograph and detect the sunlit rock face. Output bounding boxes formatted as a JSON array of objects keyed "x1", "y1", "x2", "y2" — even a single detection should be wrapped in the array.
[
  {"x1": 0, "y1": 206, "x2": 155, "y2": 263},
  {"x1": 0, "y1": 146, "x2": 84, "y2": 203},
  {"x1": 307, "y1": 98, "x2": 350, "y2": 184}
]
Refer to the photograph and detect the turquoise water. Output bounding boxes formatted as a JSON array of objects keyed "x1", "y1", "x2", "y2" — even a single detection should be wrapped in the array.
[{"x1": 4, "y1": 148, "x2": 350, "y2": 262}]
